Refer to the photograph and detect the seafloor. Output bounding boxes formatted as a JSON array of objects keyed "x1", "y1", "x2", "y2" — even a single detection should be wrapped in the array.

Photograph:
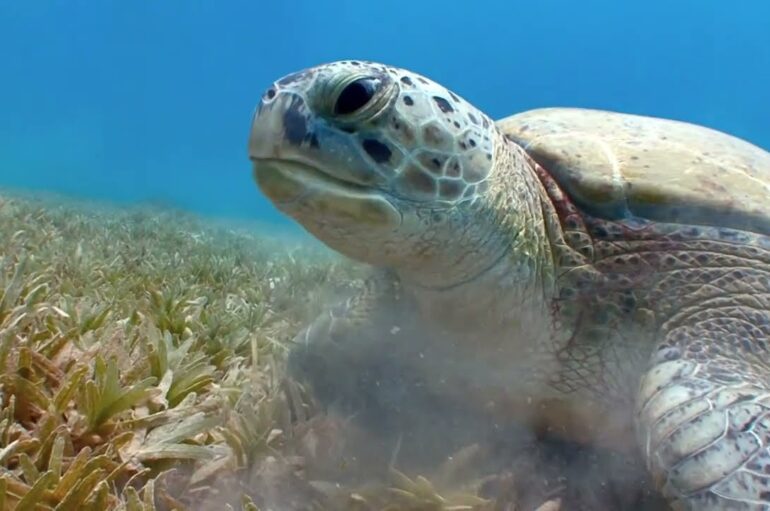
[{"x1": 0, "y1": 190, "x2": 670, "y2": 511}]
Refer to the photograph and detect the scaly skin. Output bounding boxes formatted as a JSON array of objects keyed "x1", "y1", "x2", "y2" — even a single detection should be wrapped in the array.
[{"x1": 248, "y1": 60, "x2": 770, "y2": 510}]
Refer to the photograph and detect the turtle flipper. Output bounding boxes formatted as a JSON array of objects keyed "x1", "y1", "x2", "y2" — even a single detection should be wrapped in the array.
[
  {"x1": 636, "y1": 343, "x2": 770, "y2": 510},
  {"x1": 286, "y1": 271, "x2": 488, "y2": 470},
  {"x1": 286, "y1": 270, "x2": 434, "y2": 434},
  {"x1": 288, "y1": 273, "x2": 408, "y2": 413}
]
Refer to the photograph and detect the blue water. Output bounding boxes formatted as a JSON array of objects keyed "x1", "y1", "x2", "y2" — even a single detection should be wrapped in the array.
[{"x1": 1, "y1": 1, "x2": 768, "y2": 225}]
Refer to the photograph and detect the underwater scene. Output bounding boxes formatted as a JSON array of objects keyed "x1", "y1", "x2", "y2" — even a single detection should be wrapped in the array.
[{"x1": 2, "y1": 1, "x2": 770, "y2": 510}]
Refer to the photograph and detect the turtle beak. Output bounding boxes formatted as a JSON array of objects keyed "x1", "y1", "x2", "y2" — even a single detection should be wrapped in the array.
[
  {"x1": 248, "y1": 90, "x2": 321, "y2": 204},
  {"x1": 247, "y1": 102, "x2": 276, "y2": 162},
  {"x1": 249, "y1": 90, "x2": 309, "y2": 162},
  {"x1": 248, "y1": 88, "x2": 401, "y2": 229}
]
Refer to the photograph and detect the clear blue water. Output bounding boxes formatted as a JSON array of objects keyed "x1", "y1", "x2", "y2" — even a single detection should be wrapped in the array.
[{"x1": 1, "y1": 1, "x2": 768, "y2": 225}]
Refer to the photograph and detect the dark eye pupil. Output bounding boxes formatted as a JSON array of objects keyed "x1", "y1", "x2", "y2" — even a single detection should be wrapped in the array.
[{"x1": 334, "y1": 78, "x2": 376, "y2": 115}]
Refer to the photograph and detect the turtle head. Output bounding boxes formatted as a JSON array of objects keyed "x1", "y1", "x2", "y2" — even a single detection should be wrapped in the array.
[{"x1": 249, "y1": 61, "x2": 507, "y2": 284}]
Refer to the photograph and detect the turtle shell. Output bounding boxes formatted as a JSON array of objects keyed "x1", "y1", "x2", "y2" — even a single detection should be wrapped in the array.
[{"x1": 497, "y1": 108, "x2": 770, "y2": 235}]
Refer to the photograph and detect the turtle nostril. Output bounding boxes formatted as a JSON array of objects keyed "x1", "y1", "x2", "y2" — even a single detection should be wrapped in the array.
[{"x1": 264, "y1": 87, "x2": 276, "y2": 100}]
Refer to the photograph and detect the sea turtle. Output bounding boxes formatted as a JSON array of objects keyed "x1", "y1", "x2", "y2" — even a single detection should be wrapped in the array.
[{"x1": 248, "y1": 60, "x2": 770, "y2": 510}]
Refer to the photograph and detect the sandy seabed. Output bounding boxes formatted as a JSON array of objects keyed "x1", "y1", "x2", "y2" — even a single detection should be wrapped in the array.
[{"x1": 0, "y1": 189, "x2": 668, "y2": 511}]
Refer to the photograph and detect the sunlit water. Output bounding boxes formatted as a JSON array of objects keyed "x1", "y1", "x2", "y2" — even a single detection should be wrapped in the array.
[
  {"x1": 1, "y1": 2, "x2": 769, "y2": 509},
  {"x1": 1, "y1": 1, "x2": 768, "y2": 223}
]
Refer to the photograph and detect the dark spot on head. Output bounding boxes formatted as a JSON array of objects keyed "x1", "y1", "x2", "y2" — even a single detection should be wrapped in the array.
[
  {"x1": 362, "y1": 139, "x2": 392, "y2": 163},
  {"x1": 439, "y1": 180, "x2": 464, "y2": 199},
  {"x1": 418, "y1": 77, "x2": 429, "y2": 84},
  {"x1": 278, "y1": 70, "x2": 310, "y2": 87},
  {"x1": 400, "y1": 123, "x2": 416, "y2": 144},
  {"x1": 400, "y1": 76, "x2": 413, "y2": 86},
  {"x1": 446, "y1": 159, "x2": 461, "y2": 177},
  {"x1": 453, "y1": 121, "x2": 461, "y2": 128},
  {"x1": 433, "y1": 96, "x2": 454, "y2": 113},
  {"x1": 482, "y1": 117, "x2": 489, "y2": 128},
  {"x1": 448, "y1": 91, "x2": 460, "y2": 103},
  {"x1": 350, "y1": 61, "x2": 361, "y2": 66},
  {"x1": 469, "y1": 139, "x2": 477, "y2": 147},
  {"x1": 486, "y1": 153, "x2": 492, "y2": 160},
  {"x1": 468, "y1": 113, "x2": 478, "y2": 124},
  {"x1": 417, "y1": 152, "x2": 446, "y2": 175},
  {"x1": 422, "y1": 124, "x2": 451, "y2": 148},
  {"x1": 403, "y1": 96, "x2": 414, "y2": 106},
  {"x1": 283, "y1": 96, "x2": 308, "y2": 145},
  {"x1": 402, "y1": 165, "x2": 436, "y2": 195}
]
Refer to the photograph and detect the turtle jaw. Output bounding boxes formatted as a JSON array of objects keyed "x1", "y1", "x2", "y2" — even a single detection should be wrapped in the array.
[{"x1": 251, "y1": 157, "x2": 402, "y2": 230}]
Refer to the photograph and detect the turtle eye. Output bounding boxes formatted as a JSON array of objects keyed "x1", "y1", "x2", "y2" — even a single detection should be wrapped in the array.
[{"x1": 334, "y1": 77, "x2": 378, "y2": 115}]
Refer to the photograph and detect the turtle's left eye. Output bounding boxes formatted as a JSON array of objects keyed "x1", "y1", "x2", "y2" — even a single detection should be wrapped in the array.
[{"x1": 334, "y1": 77, "x2": 378, "y2": 115}]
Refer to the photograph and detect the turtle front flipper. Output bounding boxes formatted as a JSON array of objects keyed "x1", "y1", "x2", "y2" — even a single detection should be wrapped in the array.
[
  {"x1": 286, "y1": 270, "x2": 467, "y2": 454},
  {"x1": 636, "y1": 328, "x2": 770, "y2": 510},
  {"x1": 287, "y1": 270, "x2": 412, "y2": 423}
]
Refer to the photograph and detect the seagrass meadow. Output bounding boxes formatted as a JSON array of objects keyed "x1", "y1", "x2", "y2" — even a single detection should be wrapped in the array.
[{"x1": 0, "y1": 189, "x2": 659, "y2": 511}]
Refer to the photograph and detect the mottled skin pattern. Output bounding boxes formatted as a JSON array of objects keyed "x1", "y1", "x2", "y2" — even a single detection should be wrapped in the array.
[{"x1": 248, "y1": 60, "x2": 770, "y2": 510}]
